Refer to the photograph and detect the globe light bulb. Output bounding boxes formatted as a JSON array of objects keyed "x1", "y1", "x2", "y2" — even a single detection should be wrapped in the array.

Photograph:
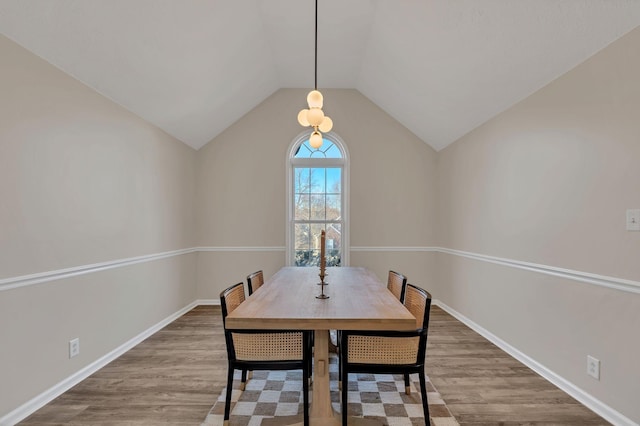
[
  {"x1": 318, "y1": 116, "x2": 333, "y2": 133},
  {"x1": 307, "y1": 107, "x2": 324, "y2": 127},
  {"x1": 297, "y1": 109, "x2": 310, "y2": 127},
  {"x1": 309, "y1": 131, "x2": 323, "y2": 149},
  {"x1": 307, "y1": 90, "x2": 323, "y2": 109}
]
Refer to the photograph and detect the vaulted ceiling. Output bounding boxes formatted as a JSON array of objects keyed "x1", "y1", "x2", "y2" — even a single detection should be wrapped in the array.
[{"x1": 1, "y1": 1, "x2": 639, "y2": 151}]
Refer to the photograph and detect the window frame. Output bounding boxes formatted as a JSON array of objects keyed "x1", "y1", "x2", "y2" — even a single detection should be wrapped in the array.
[{"x1": 286, "y1": 130, "x2": 350, "y2": 267}]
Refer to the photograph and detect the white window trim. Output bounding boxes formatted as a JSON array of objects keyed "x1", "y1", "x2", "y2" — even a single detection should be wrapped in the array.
[{"x1": 286, "y1": 130, "x2": 350, "y2": 266}]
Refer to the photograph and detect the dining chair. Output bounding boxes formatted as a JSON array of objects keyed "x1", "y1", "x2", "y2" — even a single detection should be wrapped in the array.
[
  {"x1": 245, "y1": 270, "x2": 264, "y2": 383},
  {"x1": 220, "y1": 282, "x2": 312, "y2": 426},
  {"x1": 339, "y1": 284, "x2": 432, "y2": 425},
  {"x1": 387, "y1": 270, "x2": 408, "y2": 303},
  {"x1": 246, "y1": 270, "x2": 264, "y2": 295},
  {"x1": 338, "y1": 269, "x2": 408, "y2": 390}
]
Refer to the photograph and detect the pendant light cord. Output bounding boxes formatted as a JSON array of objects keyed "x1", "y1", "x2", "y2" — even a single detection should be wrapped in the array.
[{"x1": 314, "y1": 0, "x2": 318, "y2": 90}]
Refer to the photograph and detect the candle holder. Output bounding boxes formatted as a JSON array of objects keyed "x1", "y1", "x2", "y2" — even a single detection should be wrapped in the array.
[
  {"x1": 316, "y1": 229, "x2": 329, "y2": 298},
  {"x1": 316, "y1": 265, "x2": 329, "y2": 299},
  {"x1": 316, "y1": 271, "x2": 329, "y2": 285}
]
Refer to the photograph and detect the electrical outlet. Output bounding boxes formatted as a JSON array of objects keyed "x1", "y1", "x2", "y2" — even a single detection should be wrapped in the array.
[
  {"x1": 587, "y1": 355, "x2": 600, "y2": 380},
  {"x1": 69, "y1": 338, "x2": 80, "y2": 358}
]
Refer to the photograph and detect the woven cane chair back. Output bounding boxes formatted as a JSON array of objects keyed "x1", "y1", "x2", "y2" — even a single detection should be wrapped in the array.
[
  {"x1": 247, "y1": 270, "x2": 264, "y2": 295},
  {"x1": 221, "y1": 282, "x2": 245, "y2": 320},
  {"x1": 387, "y1": 270, "x2": 408, "y2": 303},
  {"x1": 404, "y1": 284, "x2": 429, "y2": 329},
  {"x1": 233, "y1": 332, "x2": 304, "y2": 361}
]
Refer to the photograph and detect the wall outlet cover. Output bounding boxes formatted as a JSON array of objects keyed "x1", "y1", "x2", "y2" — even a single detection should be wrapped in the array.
[
  {"x1": 69, "y1": 338, "x2": 80, "y2": 358},
  {"x1": 587, "y1": 355, "x2": 600, "y2": 380}
]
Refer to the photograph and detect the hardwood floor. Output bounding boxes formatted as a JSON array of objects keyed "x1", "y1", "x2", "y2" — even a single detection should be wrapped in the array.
[
  {"x1": 426, "y1": 307, "x2": 609, "y2": 425},
  {"x1": 19, "y1": 305, "x2": 609, "y2": 425}
]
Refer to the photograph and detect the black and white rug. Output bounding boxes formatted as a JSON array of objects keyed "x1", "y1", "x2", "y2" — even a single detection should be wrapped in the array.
[{"x1": 203, "y1": 355, "x2": 458, "y2": 426}]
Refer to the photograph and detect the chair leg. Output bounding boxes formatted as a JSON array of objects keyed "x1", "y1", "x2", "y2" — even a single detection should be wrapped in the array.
[
  {"x1": 338, "y1": 330, "x2": 342, "y2": 390},
  {"x1": 404, "y1": 373, "x2": 411, "y2": 395},
  {"x1": 240, "y1": 369, "x2": 247, "y2": 391},
  {"x1": 418, "y1": 370, "x2": 430, "y2": 425},
  {"x1": 303, "y1": 357, "x2": 310, "y2": 426},
  {"x1": 341, "y1": 357, "x2": 348, "y2": 425},
  {"x1": 307, "y1": 333, "x2": 314, "y2": 388},
  {"x1": 224, "y1": 366, "x2": 235, "y2": 424}
]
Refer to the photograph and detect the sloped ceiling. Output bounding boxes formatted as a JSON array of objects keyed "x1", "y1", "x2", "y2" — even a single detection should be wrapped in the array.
[{"x1": 1, "y1": 1, "x2": 639, "y2": 151}]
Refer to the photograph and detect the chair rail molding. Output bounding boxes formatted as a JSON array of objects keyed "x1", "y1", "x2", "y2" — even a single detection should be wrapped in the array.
[
  {"x1": 196, "y1": 246, "x2": 286, "y2": 252},
  {"x1": 2, "y1": 246, "x2": 638, "y2": 295},
  {"x1": 436, "y1": 247, "x2": 640, "y2": 295},
  {"x1": 0, "y1": 248, "x2": 196, "y2": 292}
]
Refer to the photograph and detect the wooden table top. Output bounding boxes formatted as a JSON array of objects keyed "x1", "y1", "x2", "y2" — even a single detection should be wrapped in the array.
[{"x1": 225, "y1": 267, "x2": 416, "y2": 331}]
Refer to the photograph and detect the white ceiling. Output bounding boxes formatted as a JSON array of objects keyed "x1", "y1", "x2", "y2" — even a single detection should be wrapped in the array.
[{"x1": 1, "y1": 1, "x2": 639, "y2": 151}]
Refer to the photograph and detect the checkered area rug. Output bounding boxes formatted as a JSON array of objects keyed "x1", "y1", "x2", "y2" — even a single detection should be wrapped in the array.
[{"x1": 203, "y1": 354, "x2": 458, "y2": 426}]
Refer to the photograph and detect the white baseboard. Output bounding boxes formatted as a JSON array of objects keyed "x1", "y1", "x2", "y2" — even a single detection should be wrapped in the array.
[
  {"x1": 0, "y1": 301, "x2": 198, "y2": 426},
  {"x1": 433, "y1": 299, "x2": 638, "y2": 426},
  {"x1": 195, "y1": 298, "x2": 220, "y2": 305}
]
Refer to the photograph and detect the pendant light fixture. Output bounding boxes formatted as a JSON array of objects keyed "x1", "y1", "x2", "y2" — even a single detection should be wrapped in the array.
[{"x1": 297, "y1": 0, "x2": 333, "y2": 149}]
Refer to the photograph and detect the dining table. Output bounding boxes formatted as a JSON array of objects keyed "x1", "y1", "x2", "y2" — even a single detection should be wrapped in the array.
[{"x1": 225, "y1": 266, "x2": 417, "y2": 425}]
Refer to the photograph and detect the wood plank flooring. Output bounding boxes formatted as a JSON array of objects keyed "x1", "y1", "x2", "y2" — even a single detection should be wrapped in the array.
[
  {"x1": 426, "y1": 307, "x2": 609, "y2": 425},
  {"x1": 19, "y1": 305, "x2": 609, "y2": 425}
]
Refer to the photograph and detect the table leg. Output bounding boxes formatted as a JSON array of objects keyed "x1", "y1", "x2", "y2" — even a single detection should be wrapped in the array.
[{"x1": 310, "y1": 329, "x2": 340, "y2": 425}]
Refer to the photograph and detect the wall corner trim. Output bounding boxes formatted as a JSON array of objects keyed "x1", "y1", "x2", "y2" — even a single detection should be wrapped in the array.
[{"x1": 433, "y1": 299, "x2": 639, "y2": 426}]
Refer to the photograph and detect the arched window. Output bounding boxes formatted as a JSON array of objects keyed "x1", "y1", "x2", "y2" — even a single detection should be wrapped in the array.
[{"x1": 287, "y1": 131, "x2": 349, "y2": 267}]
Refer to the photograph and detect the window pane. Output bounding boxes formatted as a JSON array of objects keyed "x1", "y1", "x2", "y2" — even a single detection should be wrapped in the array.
[
  {"x1": 309, "y1": 149, "x2": 326, "y2": 159},
  {"x1": 327, "y1": 223, "x2": 341, "y2": 267},
  {"x1": 310, "y1": 168, "x2": 325, "y2": 193},
  {"x1": 324, "y1": 143, "x2": 342, "y2": 158},
  {"x1": 294, "y1": 141, "x2": 312, "y2": 158},
  {"x1": 295, "y1": 224, "x2": 311, "y2": 251},
  {"x1": 294, "y1": 193, "x2": 310, "y2": 220},
  {"x1": 326, "y1": 223, "x2": 341, "y2": 267},
  {"x1": 326, "y1": 195, "x2": 340, "y2": 220},
  {"x1": 294, "y1": 168, "x2": 310, "y2": 194},
  {"x1": 326, "y1": 168, "x2": 341, "y2": 193},
  {"x1": 310, "y1": 224, "x2": 325, "y2": 250},
  {"x1": 295, "y1": 139, "x2": 343, "y2": 159},
  {"x1": 310, "y1": 194, "x2": 325, "y2": 220},
  {"x1": 295, "y1": 249, "x2": 318, "y2": 267}
]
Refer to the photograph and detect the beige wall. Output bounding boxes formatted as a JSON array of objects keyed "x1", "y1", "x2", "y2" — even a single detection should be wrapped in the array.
[
  {"x1": 436, "y1": 27, "x2": 640, "y2": 421},
  {"x1": 195, "y1": 88, "x2": 438, "y2": 298},
  {"x1": 0, "y1": 34, "x2": 197, "y2": 417}
]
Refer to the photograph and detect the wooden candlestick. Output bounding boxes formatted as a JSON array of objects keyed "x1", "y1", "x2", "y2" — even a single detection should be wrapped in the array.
[
  {"x1": 320, "y1": 230, "x2": 326, "y2": 271},
  {"x1": 317, "y1": 229, "x2": 329, "y2": 298}
]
